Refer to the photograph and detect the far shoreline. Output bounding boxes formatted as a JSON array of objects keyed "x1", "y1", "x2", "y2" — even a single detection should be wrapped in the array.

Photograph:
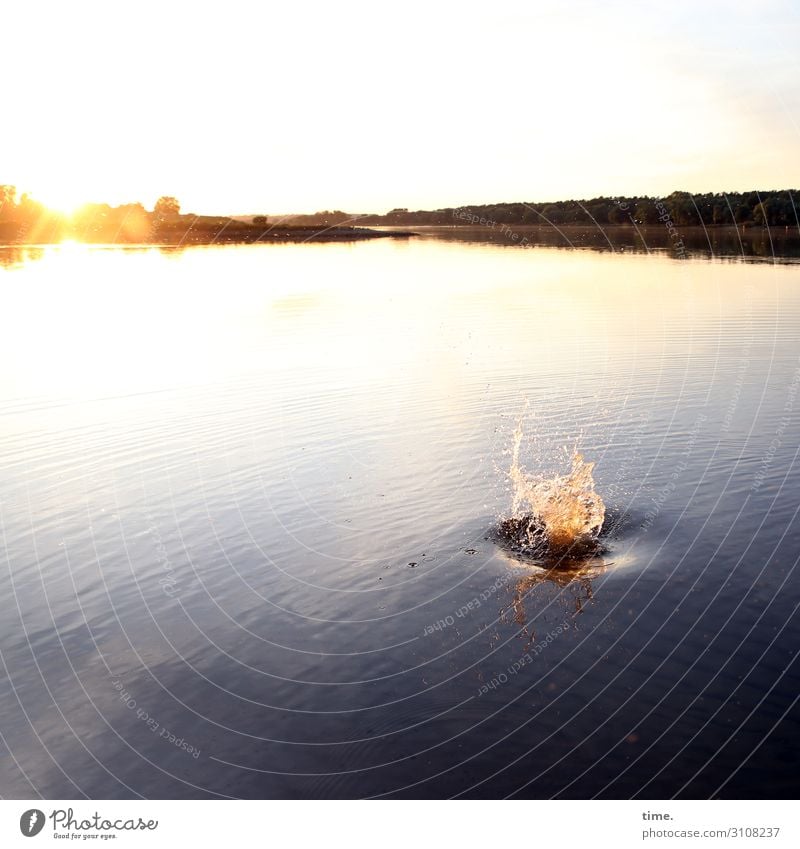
[
  {"x1": 0, "y1": 219, "x2": 416, "y2": 246},
  {"x1": 395, "y1": 222, "x2": 796, "y2": 233}
]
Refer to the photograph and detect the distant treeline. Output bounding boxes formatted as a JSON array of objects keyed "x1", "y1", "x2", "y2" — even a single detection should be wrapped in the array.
[
  {"x1": 279, "y1": 210, "x2": 357, "y2": 228},
  {"x1": 0, "y1": 187, "x2": 184, "y2": 243},
  {"x1": 0, "y1": 186, "x2": 400, "y2": 245},
  {"x1": 5, "y1": 184, "x2": 799, "y2": 243},
  {"x1": 353, "y1": 190, "x2": 800, "y2": 229}
]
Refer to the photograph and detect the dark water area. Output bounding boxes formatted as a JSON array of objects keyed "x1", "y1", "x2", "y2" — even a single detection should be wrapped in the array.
[{"x1": 1, "y1": 239, "x2": 799, "y2": 799}]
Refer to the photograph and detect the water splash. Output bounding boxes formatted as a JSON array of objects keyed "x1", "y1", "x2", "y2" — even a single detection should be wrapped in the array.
[{"x1": 499, "y1": 422, "x2": 605, "y2": 557}]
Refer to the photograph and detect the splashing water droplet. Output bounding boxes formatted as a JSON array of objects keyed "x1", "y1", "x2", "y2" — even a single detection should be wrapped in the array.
[{"x1": 500, "y1": 421, "x2": 605, "y2": 556}]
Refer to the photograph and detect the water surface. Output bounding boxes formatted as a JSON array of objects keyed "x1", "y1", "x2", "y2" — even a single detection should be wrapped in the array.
[{"x1": 1, "y1": 237, "x2": 799, "y2": 798}]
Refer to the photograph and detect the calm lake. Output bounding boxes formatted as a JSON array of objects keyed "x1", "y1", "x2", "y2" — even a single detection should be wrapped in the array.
[{"x1": 1, "y1": 234, "x2": 799, "y2": 799}]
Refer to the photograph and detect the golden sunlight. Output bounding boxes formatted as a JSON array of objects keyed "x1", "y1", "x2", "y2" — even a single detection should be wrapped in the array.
[{"x1": 38, "y1": 188, "x2": 90, "y2": 218}]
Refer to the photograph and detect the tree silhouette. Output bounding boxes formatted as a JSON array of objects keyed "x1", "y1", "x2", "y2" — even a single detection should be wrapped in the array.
[
  {"x1": 0, "y1": 185, "x2": 17, "y2": 219},
  {"x1": 154, "y1": 196, "x2": 180, "y2": 217}
]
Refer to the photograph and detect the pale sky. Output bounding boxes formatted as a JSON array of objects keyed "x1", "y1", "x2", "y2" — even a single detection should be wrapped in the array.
[{"x1": 2, "y1": 0, "x2": 798, "y2": 215}]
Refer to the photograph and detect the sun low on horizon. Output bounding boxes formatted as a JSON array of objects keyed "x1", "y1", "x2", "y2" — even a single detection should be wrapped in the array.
[
  {"x1": 32, "y1": 188, "x2": 101, "y2": 218},
  {"x1": 12, "y1": 170, "x2": 167, "y2": 219}
]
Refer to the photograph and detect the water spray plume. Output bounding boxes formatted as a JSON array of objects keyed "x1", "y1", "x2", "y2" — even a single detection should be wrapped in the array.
[{"x1": 501, "y1": 421, "x2": 605, "y2": 556}]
